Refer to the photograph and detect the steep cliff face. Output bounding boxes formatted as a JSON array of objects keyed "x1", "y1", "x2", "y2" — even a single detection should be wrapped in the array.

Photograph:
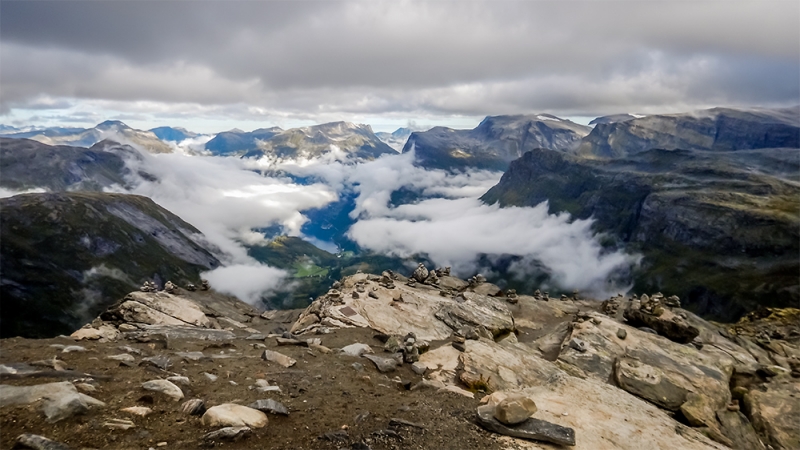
[
  {"x1": 0, "y1": 192, "x2": 220, "y2": 338},
  {"x1": 403, "y1": 114, "x2": 590, "y2": 170},
  {"x1": 481, "y1": 147, "x2": 800, "y2": 320},
  {"x1": 578, "y1": 107, "x2": 800, "y2": 159}
]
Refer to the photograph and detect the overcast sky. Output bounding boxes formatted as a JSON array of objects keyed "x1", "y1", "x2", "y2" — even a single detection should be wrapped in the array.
[{"x1": 1, "y1": 0, "x2": 798, "y2": 133}]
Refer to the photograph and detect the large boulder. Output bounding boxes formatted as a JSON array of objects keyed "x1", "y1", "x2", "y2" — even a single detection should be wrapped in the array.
[{"x1": 742, "y1": 379, "x2": 800, "y2": 449}]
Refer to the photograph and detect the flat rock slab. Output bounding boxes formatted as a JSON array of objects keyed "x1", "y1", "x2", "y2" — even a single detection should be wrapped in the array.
[
  {"x1": 261, "y1": 350, "x2": 296, "y2": 368},
  {"x1": 14, "y1": 433, "x2": 71, "y2": 450},
  {"x1": 476, "y1": 404, "x2": 575, "y2": 446}
]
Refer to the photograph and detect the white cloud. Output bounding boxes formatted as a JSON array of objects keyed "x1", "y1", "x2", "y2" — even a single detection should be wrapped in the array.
[
  {"x1": 0, "y1": 187, "x2": 47, "y2": 198},
  {"x1": 201, "y1": 264, "x2": 288, "y2": 305}
]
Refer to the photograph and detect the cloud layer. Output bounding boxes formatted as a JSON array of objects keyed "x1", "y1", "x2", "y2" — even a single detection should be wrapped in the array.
[{"x1": 1, "y1": 1, "x2": 797, "y2": 129}]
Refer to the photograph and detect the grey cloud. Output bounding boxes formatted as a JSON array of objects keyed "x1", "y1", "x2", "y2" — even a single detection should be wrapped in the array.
[{"x1": 1, "y1": 1, "x2": 797, "y2": 121}]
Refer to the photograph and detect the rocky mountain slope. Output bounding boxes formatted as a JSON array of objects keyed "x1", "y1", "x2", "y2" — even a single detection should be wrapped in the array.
[
  {"x1": 402, "y1": 114, "x2": 591, "y2": 170},
  {"x1": 204, "y1": 127, "x2": 284, "y2": 155},
  {"x1": 1, "y1": 267, "x2": 796, "y2": 449},
  {"x1": 1, "y1": 121, "x2": 173, "y2": 154},
  {"x1": 481, "y1": 147, "x2": 800, "y2": 320},
  {"x1": 375, "y1": 127, "x2": 414, "y2": 151},
  {"x1": 578, "y1": 107, "x2": 800, "y2": 158},
  {"x1": 0, "y1": 138, "x2": 138, "y2": 192},
  {"x1": 0, "y1": 192, "x2": 220, "y2": 338},
  {"x1": 204, "y1": 122, "x2": 396, "y2": 161},
  {"x1": 149, "y1": 127, "x2": 198, "y2": 143}
]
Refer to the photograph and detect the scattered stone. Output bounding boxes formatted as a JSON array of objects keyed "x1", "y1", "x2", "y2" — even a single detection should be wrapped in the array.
[
  {"x1": 74, "y1": 383, "x2": 96, "y2": 393},
  {"x1": 121, "y1": 406, "x2": 152, "y2": 417},
  {"x1": 61, "y1": 345, "x2": 86, "y2": 353},
  {"x1": 389, "y1": 417, "x2": 426, "y2": 429},
  {"x1": 245, "y1": 333, "x2": 265, "y2": 340},
  {"x1": 175, "y1": 351, "x2": 207, "y2": 361},
  {"x1": 202, "y1": 426, "x2": 252, "y2": 442},
  {"x1": 476, "y1": 404, "x2": 576, "y2": 446},
  {"x1": 167, "y1": 376, "x2": 190, "y2": 386},
  {"x1": 202, "y1": 403, "x2": 268, "y2": 428},
  {"x1": 411, "y1": 362, "x2": 427, "y2": 375},
  {"x1": 104, "y1": 418, "x2": 135, "y2": 430},
  {"x1": 117, "y1": 345, "x2": 141, "y2": 355},
  {"x1": 340, "y1": 343, "x2": 374, "y2": 357},
  {"x1": 203, "y1": 372, "x2": 218, "y2": 382},
  {"x1": 0, "y1": 382, "x2": 105, "y2": 423},
  {"x1": 363, "y1": 354, "x2": 399, "y2": 373},
  {"x1": 140, "y1": 355, "x2": 171, "y2": 370},
  {"x1": 276, "y1": 337, "x2": 307, "y2": 346},
  {"x1": 319, "y1": 430, "x2": 349, "y2": 442},
  {"x1": 248, "y1": 399, "x2": 289, "y2": 416},
  {"x1": 452, "y1": 342, "x2": 466, "y2": 352},
  {"x1": 107, "y1": 353, "x2": 135, "y2": 364},
  {"x1": 261, "y1": 349, "x2": 297, "y2": 367},
  {"x1": 141, "y1": 379, "x2": 184, "y2": 401},
  {"x1": 181, "y1": 399, "x2": 206, "y2": 415},
  {"x1": 494, "y1": 395, "x2": 538, "y2": 425},
  {"x1": 368, "y1": 291, "x2": 379, "y2": 299},
  {"x1": 616, "y1": 328, "x2": 627, "y2": 340},
  {"x1": 568, "y1": 338, "x2": 587, "y2": 353},
  {"x1": 14, "y1": 433, "x2": 71, "y2": 450}
]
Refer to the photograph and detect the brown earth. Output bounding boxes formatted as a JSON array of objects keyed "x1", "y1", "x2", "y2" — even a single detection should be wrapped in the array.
[{"x1": 0, "y1": 326, "x2": 502, "y2": 450}]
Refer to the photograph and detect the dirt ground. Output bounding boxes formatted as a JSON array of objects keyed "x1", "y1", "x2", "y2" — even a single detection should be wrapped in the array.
[{"x1": 0, "y1": 326, "x2": 508, "y2": 450}]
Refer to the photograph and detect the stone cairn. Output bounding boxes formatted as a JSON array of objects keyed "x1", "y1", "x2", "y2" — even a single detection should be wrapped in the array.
[
  {"x1": 140, "y1": 281, "x2": 157, "y2": 292},
  {"x1": 164, "y1": 281, "x2": 178, "y2": 293},
  {"x1": 505, "y1": 289, "x2": 519, "y2": 304}
]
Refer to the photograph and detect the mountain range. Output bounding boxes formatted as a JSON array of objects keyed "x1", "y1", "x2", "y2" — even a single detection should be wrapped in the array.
[{"x1": 0, "y1": 105, "x2": 797, "y2": 336}]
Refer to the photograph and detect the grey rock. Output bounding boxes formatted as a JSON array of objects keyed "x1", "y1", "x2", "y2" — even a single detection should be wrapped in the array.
[
  {"x1": 181, "y1": 398, "x2": 206, "y2": 415},
  {"x1": 175, "y1": 351, "x2": 207, "y2": 362},
  {"x1": 614, "y1": 357, "x2": 688, "y2": 410},
  {"x1": 363, "y1": 354, "x2": 399, "y2": 373},
  {"x1": 202, "y1": 426, "x2": 252, "y2": 442},
  {"x1": 248, "y1": 399, "x2": 289, "y2": 416},
  {"x1": 276, "y1": 337, "x2": 307, "y2": 346},
  {"x1": 141, "y1": 379, "x2": 184, "y2": 401},
  {"x1": 411, "y1": 362, "x2": 427, "y2": 375},
  {"x1": 0, "y1": 382, "x2": 105, "y2": 423},
  {"x1": 616, "y1": 328, "x2": 627, "y2": 340},
  {"x1": 107, "y1": 353, "x2": 136, "y2": 364},
  {"x1": 14, "y1": 433, "x2": 71, "y2": 450},
  {"x1": 452, "y1": 342, "x2": 466, "y2": 352},
  {"x1": 476, "y1": 404, "x2": 576, "y2": 446},
  {"x1": 139, "y1": 355, "x2": 172, "y2": 370},
  {"x1": 568, "y1": 338, "x2": 587, "y2": 353},
  {"x1": 166, "y1": 376, "x2": 190, "y2": 386},
  {"x1": 245, "y1": 334, "x2": 265, "y2": 340}
]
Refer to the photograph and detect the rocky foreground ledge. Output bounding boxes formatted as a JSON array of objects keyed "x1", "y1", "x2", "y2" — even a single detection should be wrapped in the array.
[{"x1": 1, "y1": 267, "x2": 798, "y2": 450}]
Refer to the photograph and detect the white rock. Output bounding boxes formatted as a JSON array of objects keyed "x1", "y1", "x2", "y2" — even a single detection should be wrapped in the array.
[
  {"x1": 121, "y1": 406, "x2": 153, "y2": 417},
  {"x1": 339, "y1": 343, "x2": 374, "y2": 357},
  {"x1": 202, "y1": 403, "x2": 268, "y2": 428},
  {"x1": 493, "y1": 394, "x2": 538, "y2": 425}
]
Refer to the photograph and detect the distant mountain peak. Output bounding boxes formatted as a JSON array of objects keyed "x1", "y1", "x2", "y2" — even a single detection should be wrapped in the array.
[{"x1": 95, "y1": 120, "x2": 129, "y2": 130}]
